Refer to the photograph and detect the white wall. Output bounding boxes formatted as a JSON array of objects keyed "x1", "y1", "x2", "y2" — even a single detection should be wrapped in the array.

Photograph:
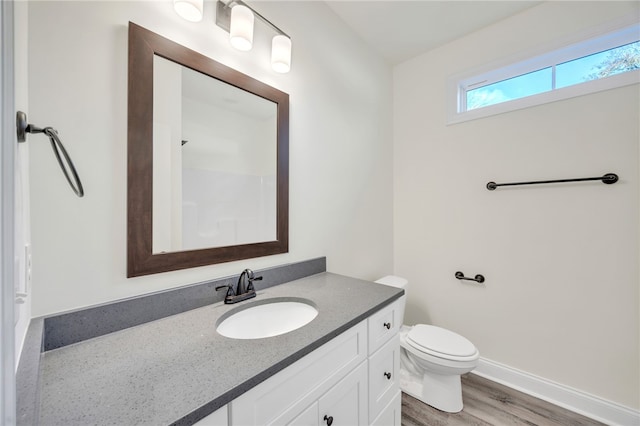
[
  {"x1": 27, "y1": 1, "x2": 393, "y2": 315},
  {"x1": 394, "y1": 1, "x2": 639, "y2": 410}
]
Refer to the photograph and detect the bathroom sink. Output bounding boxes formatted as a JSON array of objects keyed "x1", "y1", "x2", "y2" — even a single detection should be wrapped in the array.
[{"x1": 216, "y1": 299, "x2": 318, "y2": 339}]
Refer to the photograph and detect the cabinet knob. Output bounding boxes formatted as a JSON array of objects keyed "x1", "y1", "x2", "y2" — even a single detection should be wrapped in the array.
[
  {"x1": 384, "y1": 371, "x2": 392, "y2": 380},
  {"x1": 383, "y1": 322, "x2": 391, "y2": 329},
  {"x1": 324, "y1": 415, "x2": 334, "y2": 426}
]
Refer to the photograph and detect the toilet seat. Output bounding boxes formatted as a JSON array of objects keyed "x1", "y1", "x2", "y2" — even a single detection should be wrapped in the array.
[{"x1": 407, "y1": 325, "x2": 478, "y2": 362}]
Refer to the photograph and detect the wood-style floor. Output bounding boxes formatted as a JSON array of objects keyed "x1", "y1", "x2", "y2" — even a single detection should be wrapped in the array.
[{"x1": 401, "y1": 374, "x2": 605, "y2": 426}]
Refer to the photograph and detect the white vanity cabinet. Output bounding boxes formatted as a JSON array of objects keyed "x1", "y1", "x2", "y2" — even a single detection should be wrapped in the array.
[
  {"x1": 202, "y1": 299, "x2": 402, "y2": 426},
  {"x1": 367, "y1": 300, "x2": 402, "y2": 425},
  {"x1": 230, "y1": 321, "x2": 368, "y2": 425}
]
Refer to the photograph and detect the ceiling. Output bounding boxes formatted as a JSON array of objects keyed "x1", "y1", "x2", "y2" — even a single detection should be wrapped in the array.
[{"x1": 325, "y1": 1, "x2": 542, "y2": 65}]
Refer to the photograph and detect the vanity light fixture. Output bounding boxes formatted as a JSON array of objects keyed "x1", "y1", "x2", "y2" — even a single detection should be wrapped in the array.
[
  {"x1": 271, "y1": 34, "x2": 292, "y2": 74},
  {"x1": 173, "y1": 0, "x2": 204, "y2": 22},
  {"x1": 229, "y1": 4, "x2": 254, "y2": 51},
  {"x1": 215, "y1": 0, "x2": 292, "y2": 73}
]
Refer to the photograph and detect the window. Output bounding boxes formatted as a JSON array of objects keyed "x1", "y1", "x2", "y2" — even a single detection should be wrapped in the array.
[{"x1": 448, "y1": 22, "x2": 640, "y2": 124}]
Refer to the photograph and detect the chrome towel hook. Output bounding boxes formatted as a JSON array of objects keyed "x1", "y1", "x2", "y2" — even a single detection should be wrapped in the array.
[{"x1": 16, "y1": 111, "x2": 84, "y2": 197}]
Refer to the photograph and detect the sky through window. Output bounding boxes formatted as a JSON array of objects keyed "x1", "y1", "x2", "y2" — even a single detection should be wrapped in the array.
[{"x1": 465, "y1": 40, "x2": 640, "y2": 111}]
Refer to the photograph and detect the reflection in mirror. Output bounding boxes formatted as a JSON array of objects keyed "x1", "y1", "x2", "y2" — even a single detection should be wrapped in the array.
[
  {"x1": 152, "y1": 56, "x2": 277, "y2": 253},
  {"x1": 127, "y1": 23, "x2": 289, "y2": 277}
]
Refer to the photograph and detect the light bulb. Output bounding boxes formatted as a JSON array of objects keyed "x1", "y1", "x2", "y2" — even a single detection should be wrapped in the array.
[
  {"x1": 271, "y1": 35, "x2": 291, "y2": 73},
  {"x1": 230, "y1": 5, "x2": 254, "y2": 51},
  {"x1": 173, "y1": 0, "x2": 203, "y2": 22}
]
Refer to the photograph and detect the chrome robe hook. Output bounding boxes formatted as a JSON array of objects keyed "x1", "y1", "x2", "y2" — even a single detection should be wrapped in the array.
[{"x1": 16, "y1": 111, "x2": 84, "y2": 197}]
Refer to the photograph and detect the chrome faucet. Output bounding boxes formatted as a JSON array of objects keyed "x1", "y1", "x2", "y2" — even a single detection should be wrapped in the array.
[{"x1": 215, "y1": 268, "x2": 262, "y2": 304}]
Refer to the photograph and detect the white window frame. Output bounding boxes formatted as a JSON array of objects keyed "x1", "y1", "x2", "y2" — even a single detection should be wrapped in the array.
[{"x1": 447, "y1": 20, "x2": 640, "y2": 125}]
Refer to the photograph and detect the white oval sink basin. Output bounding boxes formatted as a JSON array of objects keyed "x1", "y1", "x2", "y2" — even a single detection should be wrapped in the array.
[{"x1": 216, "y1": 300, "x2": 318, "y2": 339}]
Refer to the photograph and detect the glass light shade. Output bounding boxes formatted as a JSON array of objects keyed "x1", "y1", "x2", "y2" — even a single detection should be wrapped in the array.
[
  {"x1": 271, "y1": 35, "x2": 292, "y2": 73},
  {"x1": 230, "y1": 5, "x2": 254, "y2": 51},
  {"x1": 173, "y1": 0, "x2": 203, "y2": 22}
]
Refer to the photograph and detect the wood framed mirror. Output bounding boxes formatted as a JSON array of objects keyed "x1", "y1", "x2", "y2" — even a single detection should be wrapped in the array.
[{"x1": 127, "y1": 23, "x2": 289, "y2": 277}]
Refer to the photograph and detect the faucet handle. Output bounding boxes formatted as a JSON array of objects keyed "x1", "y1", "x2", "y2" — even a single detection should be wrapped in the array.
[
  {"x1": 245, "y1": 269, "x2": 263, "y2": 282},
  {"x1": 246, "y1": 274, "x2": 262, "y2": 292},
  {"x1": 215, "y1": 283, "x2": 235, "y2": 297}
]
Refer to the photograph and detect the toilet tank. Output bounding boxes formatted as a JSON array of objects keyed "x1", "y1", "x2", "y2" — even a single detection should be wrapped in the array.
[{"x1": 374, "y1": 275, "x2": 407, "y2": 325}]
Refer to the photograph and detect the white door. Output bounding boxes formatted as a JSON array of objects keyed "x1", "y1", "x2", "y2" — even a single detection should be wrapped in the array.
[{"x1": 0, "y1": 0, "x2": 17, "y2": 424}]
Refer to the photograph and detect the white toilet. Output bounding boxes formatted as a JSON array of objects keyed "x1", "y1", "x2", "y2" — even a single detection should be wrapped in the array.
[{"x1": 375, "y1": 275, "x2": 479, "y2": 413}]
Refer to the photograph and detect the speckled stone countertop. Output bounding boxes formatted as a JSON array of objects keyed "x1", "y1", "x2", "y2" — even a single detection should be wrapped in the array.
[{"x1": 37, "y1": 272, "x2": 403, "y2": 425}]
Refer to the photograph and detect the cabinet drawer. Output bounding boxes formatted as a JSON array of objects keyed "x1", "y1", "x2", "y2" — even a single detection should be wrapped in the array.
[
  {"x1": 367, "y1": 299, "x2": 401, "y2": 355},
  {"x1": 231, "y1": 321, "x2": 367, "y2": 425},
  {"x1": 371, "y1": 391, "x2": 401, "y2": 426},
  {"x1": 368, "y1": 334, "x2": 399, "y2": 422}
]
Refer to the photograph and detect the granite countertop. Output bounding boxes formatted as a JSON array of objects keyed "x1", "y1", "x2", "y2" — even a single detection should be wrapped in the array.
[{"x1": 37, "y1": 272, "x2": 403, "y2": 425}]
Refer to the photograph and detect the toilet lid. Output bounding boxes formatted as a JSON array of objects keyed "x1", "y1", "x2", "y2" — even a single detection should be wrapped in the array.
[{"x1": 407, "y1": 325, "x2": 477, "y2": 357}]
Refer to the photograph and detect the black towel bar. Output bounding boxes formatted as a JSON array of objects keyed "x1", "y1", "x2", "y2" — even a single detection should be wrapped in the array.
[{"x1": 487, "y1": 173, "x2": 618, "y2": 191}]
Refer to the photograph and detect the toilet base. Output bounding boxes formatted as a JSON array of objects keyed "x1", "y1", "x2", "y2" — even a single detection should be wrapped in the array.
[{"x1": 399, "y1": 366, "x2": 464, "y2": 413}]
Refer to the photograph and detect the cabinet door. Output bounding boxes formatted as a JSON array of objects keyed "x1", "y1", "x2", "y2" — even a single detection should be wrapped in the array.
[
  {"x1": 288, "y1": 402, "x2": 318, "y2": 426},
  {"x1": 318, "y1": 361, "x2": 368, "y2": 426},
  {"x1": 368, "y1": 335, "x2": 400, "y2": 421}
]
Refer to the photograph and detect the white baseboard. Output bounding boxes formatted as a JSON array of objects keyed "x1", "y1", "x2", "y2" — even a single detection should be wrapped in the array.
[{"x1": 472, "y1": 358, "x2": 640, "y2": 426}]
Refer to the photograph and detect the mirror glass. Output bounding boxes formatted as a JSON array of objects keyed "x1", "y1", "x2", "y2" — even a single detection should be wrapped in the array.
[
  {"x1": 152, "y1": 56, "x2": 277, "y2": 253},
  {"x1": 127, "y1": 23, "x2": 289, "y2": 277}
]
